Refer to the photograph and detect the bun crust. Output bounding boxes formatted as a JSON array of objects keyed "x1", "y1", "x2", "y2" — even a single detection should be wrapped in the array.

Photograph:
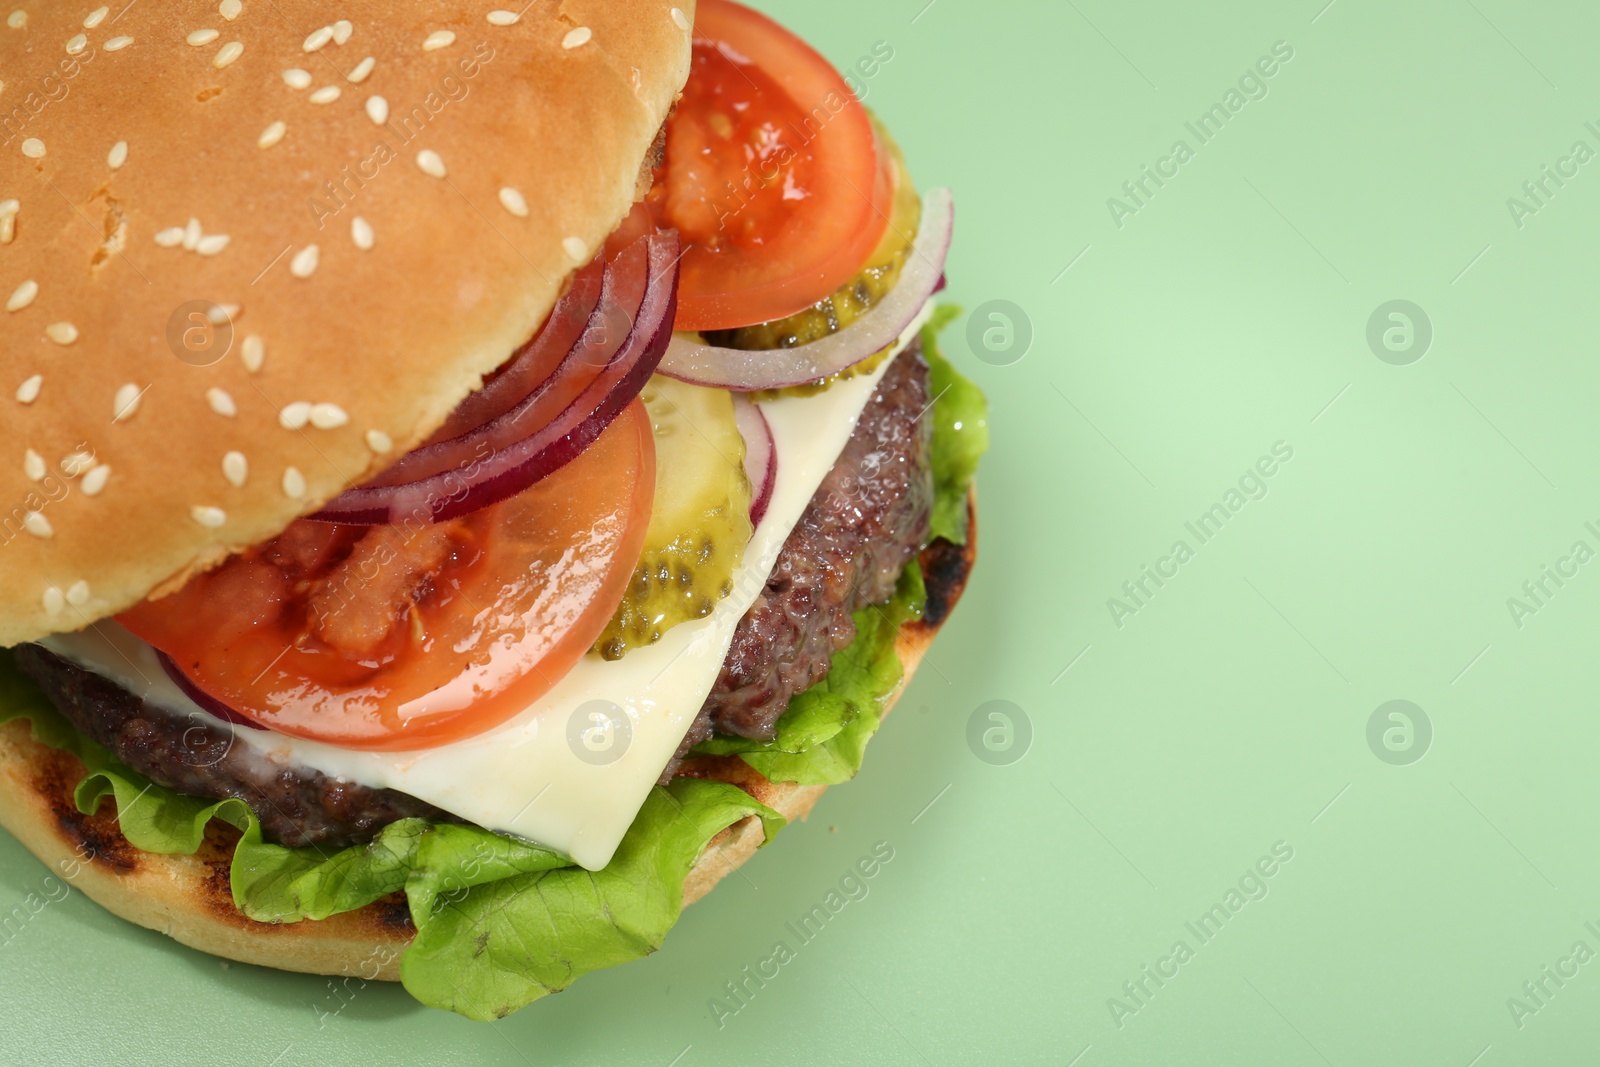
[
  {"x1": 0, "y1": 0, "x2": 693, "y2": 647},
  {"x1": 0, "y1": 503, "x2": 976, "y2": 983}
]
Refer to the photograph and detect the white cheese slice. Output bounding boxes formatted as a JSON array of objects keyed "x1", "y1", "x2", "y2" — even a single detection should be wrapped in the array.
[{"x1": 41, "y1": 301, "x2": 935, "y2": 871}]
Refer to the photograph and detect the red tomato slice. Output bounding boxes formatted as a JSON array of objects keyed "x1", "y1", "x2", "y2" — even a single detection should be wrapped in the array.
[
  {"x1": 119, "y1": 400, "x2": 656, "y2": 751},
  {"x1": 651, "y1": 0, "x2": 892, "y2": 332}
]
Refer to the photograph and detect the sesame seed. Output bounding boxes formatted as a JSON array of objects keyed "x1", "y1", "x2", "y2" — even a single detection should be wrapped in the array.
[
  {"x1": 7, "y1": 279, "x2": 37, "y2": 311},
  {"x1": 66, "y1": 33, "x2": 87, "y2": 55},
  {"x1": 241, "y1": 334, "x2": 263, "y2": 372},
  {"x1": 104, "y1": 35, "x2": 133, "y2": 50},
  {"x1": 670, "y1": 7, "x2": 689, "y2": 31},
  {"x1": 332, "y1": 19, "x2": 352, "y2": 45},
  {"x1": 207, "y1": 303, "x2": 237, "y2": 325},
  {"x1": 154, "y1": 227, "x2": 185, "y2": 246},
  {"x1": 0, "y1": 200, "x2": 16, "y2": 245},
  {"x1": 423, "y1": 29, "x2": 455, "y2": 50},
  {"x1": 283, "y1": 67, "x2": 311, "y2": 88},
  {"x1": 365, "y1": 429, "x2": 393, "y2": 453},
  {"x1": 195, "y1": 233, "x2": 230, "y2": 256},
  {"x1": 303, "y1": 25, "x2": 333, "y2": 51},
  {"x1": 66, "y1": 580, "x2": 90, "y2": 606},
  {"x1": 347, "y1": 55, "x2": 374, "y2": 83},
  {"x1": 1, "y1": 198, "x2": 19, "y2": 215},
  {"x1": 81, "y1": 464, "x2": 110, "y2": 495},
  {"x1": 107, "y1": 140, "x2": 128, "y2": 168},
  {"x1": 562, "y1": 236, "x2": 587, "y2": 261},
  {"x1": 23, "y1": 511, "x2": 52, "y2": 538},
  {"x1": 206, "y1": 387, "x2": 237, "y2": 417},
  {"x1": 84, "y1": 5, "x2": 109, "y2": 28},
  {"x1": 214, "y1": 40, "x2": 243, "y2": 67},
  {"x1": 365, "y1": 95, "x2": 388, "y2": 124},
  {"x1": 187, "y1": 28, "x2": 219, "y2": 46},
  {"x1": 42, "y1": 588, "x2": 64, "y2": 616},
  {"x1": 23, "y1": 448, "x2": 43, "y2": 481},
  {"x1": 487, "y1": 10, "x2": 519, "y2": 25},
  {"x1": 282, "y1": 466, "x2": 306, "y2": 498},
  {"x1": 498, "y1": 187, "x2": 529, "y2": 217},
  {"x1": 59, "y1": 451, "x2": 93, "y2": 477},
  {"x1": 219, "y1": 0, "x2": 241, "y2": 20},
  {"x1": 112, "y1": 383, "x2": 143, "y2": 421},
  {"x1": 191, "y1": 505, "x2": 227, "y2": 528},
  {"x1": 290, "y1": 244, "x2": 319, "y2": 278},
  {"x1": 21, "y1": 138, "x2": 44, "y2": 159},
  {"x1": 279, "y1": 401, "x2": 311, "y2": 429},
  {"x1": 562, "y1": 26, "x2": 592, "y2": 49},
  {"x1": 45, "y1": 322, "x2": 77, "y2": 345},
  {"x1": 222, "y1": 450, "x2": 248, "y2": 486},
  {"x1": 16, "y1": 374, "x2": 41, "y2": 403},
  {"x1": 183, "y1": 217, "x2": 202, "y2": 251},
  {"x1": 351, "y1": 216, "x2": 373, "y2": 250},
  {"x1": 310, "y1": 403, "x2": 349, "y2": 429},
  {"x1": 4, "y1": 10, "x2": 20, "y2": 30},
  {"x1": 415, "y1": 149, "x2": 446, "y2": 178},
  {"x1": 309, "y1": 84, "x2": 341, "y2": 104},
  {"x1": 258, "y1": 121, "x2": 286, "y2": 149}
]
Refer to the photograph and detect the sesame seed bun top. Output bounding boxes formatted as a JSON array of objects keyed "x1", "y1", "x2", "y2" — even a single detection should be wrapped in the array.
[{"x1": 0, "y1": 0, "x2": 694, "y2": 647}]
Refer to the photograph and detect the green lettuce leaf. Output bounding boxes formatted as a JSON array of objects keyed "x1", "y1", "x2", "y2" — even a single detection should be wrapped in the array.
[
  {"x1": 0, "y1": 650, "x2": 782, "y2": 1020},
  {"x1": 403, "y1": 778, "x2": 784, "y2": 1019},
  {"x1": 924, "y1": 304, "x2": 990, "y2": 544}
]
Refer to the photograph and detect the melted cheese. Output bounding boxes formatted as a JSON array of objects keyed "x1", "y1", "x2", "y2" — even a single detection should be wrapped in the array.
[{"x1": 41, "y1": 302, "x2": 934, "y2": 871}]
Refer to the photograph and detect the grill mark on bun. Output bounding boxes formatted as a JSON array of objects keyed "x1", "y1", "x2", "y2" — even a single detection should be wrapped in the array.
[
  {"x1": 371, "y1": 894, "x2": 417, "y2": 934},
  {"x1": 30, "y1": 744, "x2": 139, "y2": 873},
  {"x1": 198, "y1": 825, "x2": 256, "y2": 925},
  {"x1": 915, "y1": 534, "x2": 977, "y2": 632}
]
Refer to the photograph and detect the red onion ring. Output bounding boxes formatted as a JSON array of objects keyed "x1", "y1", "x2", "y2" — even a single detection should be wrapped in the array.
[
  {"x1": 157, "y1": 651, "x2": 267, "y2": 730},
  {"x1": 371, "y1": 252, "x2": 633, "y2": 490},
  {"x1": 311, "y1": 230, "x2": 681, "y2": 525},
  {"x1": 734, "y1": 397, "x2": 776, "y2": 527},
  {"x1": 657, "y1": 188, "x2": 953, "y2": 392},
  {"x1": 427, "y1": 257, "x2": 604, "y2": 445}
]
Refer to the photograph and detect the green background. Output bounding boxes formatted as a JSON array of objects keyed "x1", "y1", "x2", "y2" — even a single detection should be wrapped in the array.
[{"x1": 6, "y1": 0, "x2": 1600, "y2": 1062}]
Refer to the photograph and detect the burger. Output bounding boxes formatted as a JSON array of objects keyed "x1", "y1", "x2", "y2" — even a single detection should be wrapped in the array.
[{"x1": 0, "y1": 0, "x2": 986, "y2": 1019}]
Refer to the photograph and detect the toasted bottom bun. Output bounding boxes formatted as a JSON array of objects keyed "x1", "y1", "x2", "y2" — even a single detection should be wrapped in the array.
[{"x1": 0, "y1": 502, "x2": 976, "y2": 984}]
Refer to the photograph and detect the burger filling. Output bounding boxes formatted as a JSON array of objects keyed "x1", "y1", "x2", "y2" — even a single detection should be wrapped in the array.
[{"x1": 12, "y1": 346, "x2": 937, "y2": 848}]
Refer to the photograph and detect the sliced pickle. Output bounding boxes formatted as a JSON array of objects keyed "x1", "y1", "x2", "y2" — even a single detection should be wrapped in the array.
[
  {"x1": 595, "y1": 376, "x2": 753, "y2": 660},
  {"x1": 705, "y1": 116, "x2": 922, "y2": 403}
]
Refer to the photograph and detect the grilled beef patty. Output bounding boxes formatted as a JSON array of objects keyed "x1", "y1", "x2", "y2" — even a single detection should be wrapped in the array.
[
  {"x1": 667, "y1": 342, "x2": 933, "y2": 769},
  {"x1": 13, "y1": 344, "x2": 935, "y2": 847},
  {"x1": 11, "y1": 642, "x2": 454, "y2": 850}
]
